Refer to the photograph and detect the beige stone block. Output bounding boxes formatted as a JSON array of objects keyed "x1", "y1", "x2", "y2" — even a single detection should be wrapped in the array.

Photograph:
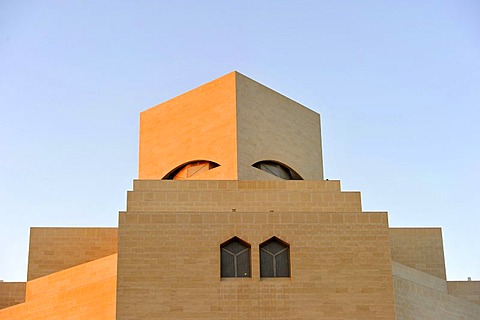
[
  {"x1": 390, "y1": 228, "x2": 446, "y2": 279},
  {"x1": 27, "y1": 227, "x2": 118, "y2": 281}
]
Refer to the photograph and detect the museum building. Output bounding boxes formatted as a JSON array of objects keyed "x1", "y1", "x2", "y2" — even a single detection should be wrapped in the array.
[{"x1": 0, "y1": 72, "x2": 479, "y2": 319}]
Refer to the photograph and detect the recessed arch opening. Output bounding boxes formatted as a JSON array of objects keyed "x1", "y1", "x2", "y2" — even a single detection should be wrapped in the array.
[
  {"x1": 163, "y1": 160, "x2": 220, "y2": 180},
  {"x1": 252, "y1": 160, "x2": 303, "y2": 180}
]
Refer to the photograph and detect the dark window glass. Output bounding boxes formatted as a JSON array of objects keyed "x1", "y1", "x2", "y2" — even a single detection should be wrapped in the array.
[
  {"x1": 163, "y1": 160, "x2": 220, "y2": 180},
  {"x1": 252, "y1": 161, "x2": 303, "y2": 180},
  {"x1": 221, "y1": 249, "x2": 235, "y2": 277},
  {"x1": 260, "y1": 237, "x2": 290, "y2": 278},
  {"x1": 221, "y1": 237, "x2": 251, "y2": 278},
  {"x1": 260, "y1": 249, "x2": 274, "y2": 277}
]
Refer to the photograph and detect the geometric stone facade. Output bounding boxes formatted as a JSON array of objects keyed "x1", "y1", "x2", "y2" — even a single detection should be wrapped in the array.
[
  {"x1": 139, "y1": 72, "x2": 324, "y2": 181},
  {"x1": 117, "y1": 180, "x2": 395, "y2": 319},
  {"x1": 0, "y1": 254, "x2": 117, "y2": 319},
  {"x1": 393, "y1": 262, "x2": 480, "y2": 319},
  {"x1": 1, "y1": 72, "x2": 479, "y2": 319},
  {"x1": 390, "y1": 228, "x2": 447, "y2": 279},
  {"x1": 27, "y1": 227, "x2": 117, "y2": 280}
]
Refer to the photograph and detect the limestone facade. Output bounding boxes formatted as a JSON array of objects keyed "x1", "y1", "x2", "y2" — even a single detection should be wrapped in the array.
[
  {"x1": 117, "y1": 180, "x2": 395, "y2": 319},
  {"x1": 1, "y1": 72, "x2": 479, "y2": 319}
]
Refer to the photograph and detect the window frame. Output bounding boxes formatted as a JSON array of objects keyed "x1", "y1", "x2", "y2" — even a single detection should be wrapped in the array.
[
  {"x1": 220, "y1": 237, "x2": 252, "y2": 278},
  {"x1": 259, "y1": 237, "x2": 291, "y2": 278}
]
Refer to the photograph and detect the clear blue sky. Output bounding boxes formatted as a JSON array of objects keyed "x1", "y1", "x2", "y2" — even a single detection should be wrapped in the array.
[{"x1": 1, "y1": 1, "x2": 479, "y2": 281}]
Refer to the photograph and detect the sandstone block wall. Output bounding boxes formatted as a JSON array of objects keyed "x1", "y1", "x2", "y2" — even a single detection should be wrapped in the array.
[
  {"x1": 390, "y1": 228, "x2": 446, "y2": 279},
  {"x1": 0, "y1": 282, "x2": 25, "y2": 309},
  {"x1": 236, "y1": 72, "x2": 323, "y2": 180},
  {"x1": 139, "y1": 72, "x2": 238, "y2": 180},
  {"x1": 116, "y1": 180, "x2": 396, "y2": 319},
  {"x1": 393, "y1": 263, "x2": 480, "y2": 319},
  {"x1": 138, "y1": 72, "x2": 324, "y2": 182},
  {"x1": 0, "y1": 254, "x2": 117, "y2": 320},
  {"x1": 448, "y1": 281, "x2": 480, "y2": 305},
  {"x1": 392, "y1": 261, "x2": 447, "y2": 293},
  {"x1": 27, "y1": 227, "x2": 117, "y2": 280}
]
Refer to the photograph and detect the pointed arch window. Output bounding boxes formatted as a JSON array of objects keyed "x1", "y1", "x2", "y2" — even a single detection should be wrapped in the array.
[
  {"x1": 221, "y1": 237, "x2": 251, "y2": 278},
  {"x1": 260, "y1": 237, "x2": 290, "y2": 277}
]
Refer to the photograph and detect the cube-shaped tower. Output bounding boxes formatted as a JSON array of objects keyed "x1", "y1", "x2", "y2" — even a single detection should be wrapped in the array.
[{"x1": 139, "y1": 72, "x2": 324, "y2": 181}]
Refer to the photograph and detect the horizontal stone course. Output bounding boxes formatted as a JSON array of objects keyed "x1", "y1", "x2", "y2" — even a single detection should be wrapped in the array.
[{"x1": 132, "y1": 179, "x2": 342, "y2": 191}]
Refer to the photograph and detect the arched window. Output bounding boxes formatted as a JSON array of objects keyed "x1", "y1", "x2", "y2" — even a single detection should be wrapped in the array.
[
  {"x1": 260, "y1": 237, "x2": 290, "y2": 277},
  {"x1": 221, "y1": 237, "x2": 251, "y2": 278},
  {"x1": 163, "y1": 160, "x2": 220, "y2": 180},
  {"x1": 252, "y1": 161, "x2": 303, "y2": 180}
]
